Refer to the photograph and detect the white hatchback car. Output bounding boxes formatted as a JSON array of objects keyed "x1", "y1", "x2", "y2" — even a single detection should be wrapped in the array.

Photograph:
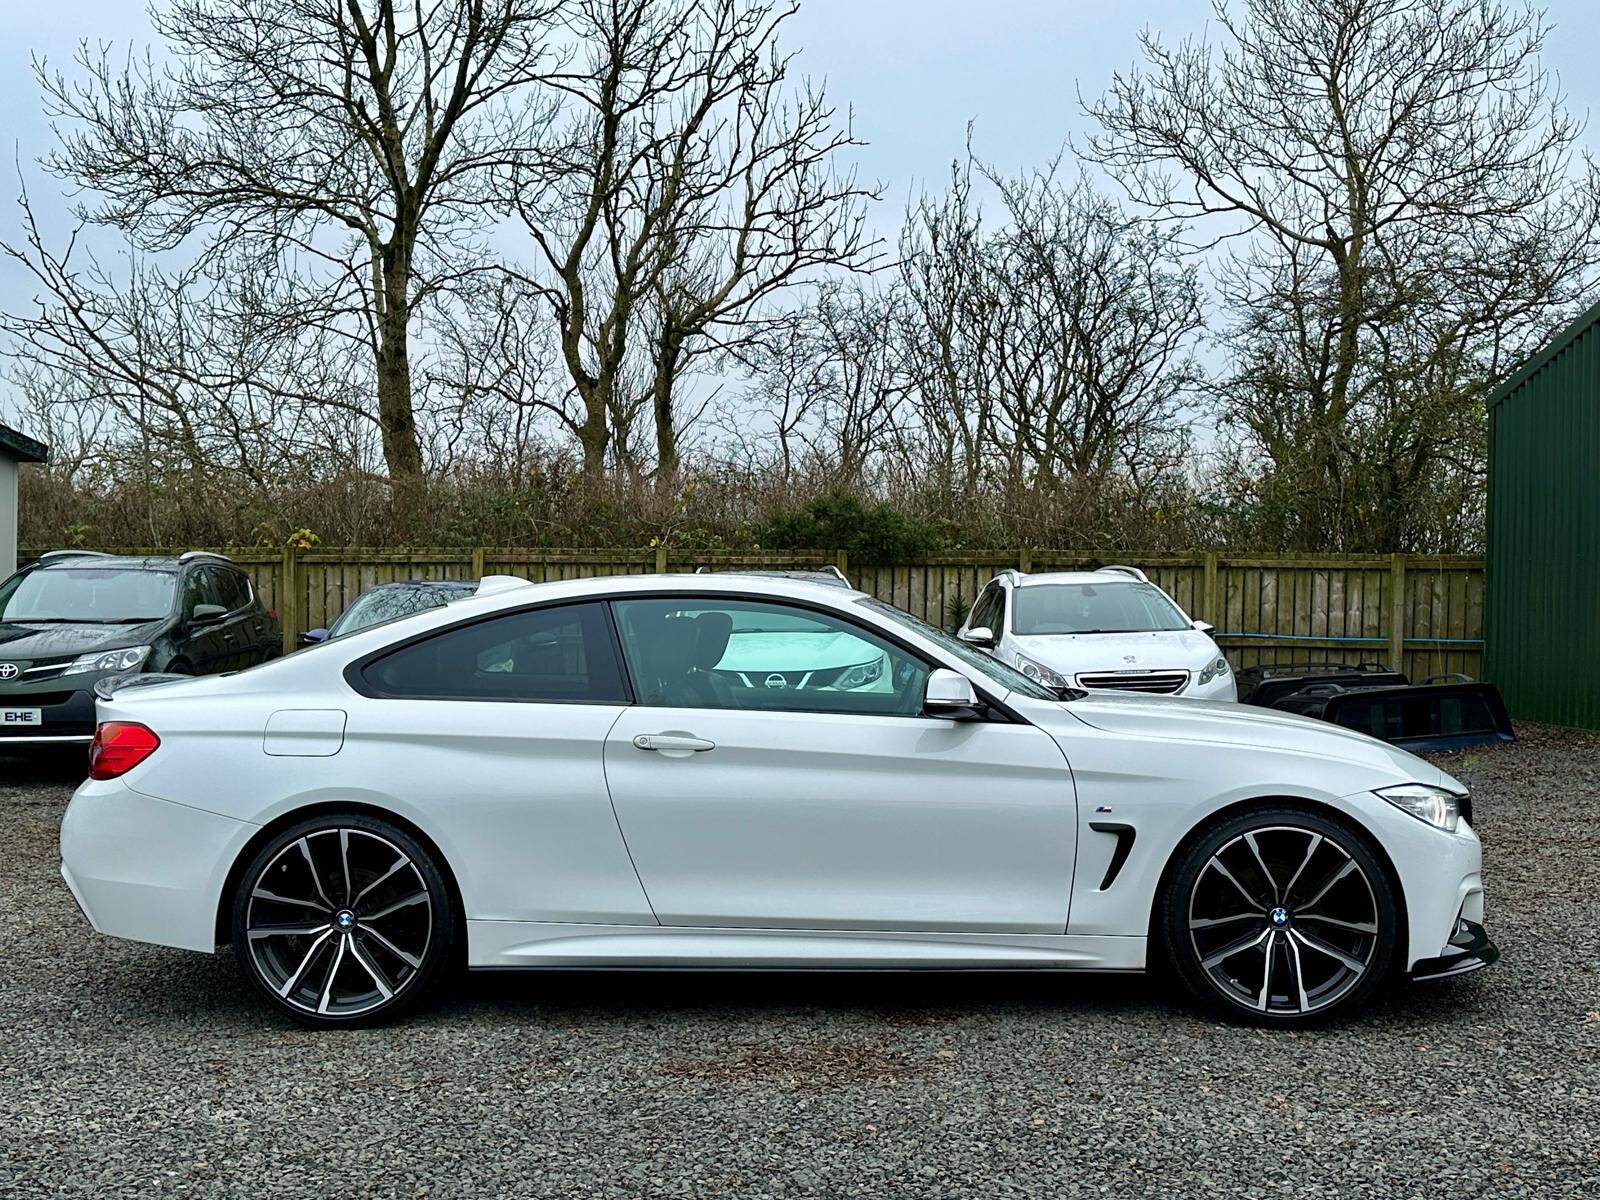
[
  {"x1": 959, "y1": 568, "x2": 1236, "y2": 700},
  {"x1": 60, "y1": 572, "x2": 1495, "y2": 1027}
]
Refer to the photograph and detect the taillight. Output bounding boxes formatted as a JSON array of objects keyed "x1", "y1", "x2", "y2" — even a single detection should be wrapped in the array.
[{"x1": 88, "y1": 722, "x2": 161, "y2": 779}]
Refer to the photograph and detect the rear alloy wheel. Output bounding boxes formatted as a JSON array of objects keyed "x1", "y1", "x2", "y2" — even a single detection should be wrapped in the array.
[
  {"x1": 1163, "y1": 808, "x2": 1399, "y2": 1024},
  {"x1": 231, "y1": 814, "x2": 455, "y2": 1026}
]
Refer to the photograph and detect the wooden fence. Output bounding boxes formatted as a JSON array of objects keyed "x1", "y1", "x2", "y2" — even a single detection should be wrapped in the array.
[{"x1": 25, "y1": 546, "x2": 1486, "y2": 679}]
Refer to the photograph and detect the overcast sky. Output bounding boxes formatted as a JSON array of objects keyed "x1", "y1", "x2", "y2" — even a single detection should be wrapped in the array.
[{"x1": 4, "y1": 0, "x2": 1600, "y2": 430}]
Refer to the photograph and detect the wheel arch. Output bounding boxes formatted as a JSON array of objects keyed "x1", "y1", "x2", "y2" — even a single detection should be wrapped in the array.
[
  {"x1": 214, "y1": 800, "x2": 467, "y2": 950},
  {"x1": 1145, "y1": 793, "x2": 1409, "y2": 967}
]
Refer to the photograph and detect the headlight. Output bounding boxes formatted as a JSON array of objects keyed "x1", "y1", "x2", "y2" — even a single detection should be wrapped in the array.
[
  {"x1": 64, "y1": 646, "x2": 152, "y2": 676},
  {"x1": 835, "y1": 656, "x2": 885, "y2": 690},
  {"x1": 1014, "y1": 652, "x2": 1070, "y2": 690},
  {"x1": 1377, "y1": 783, "x2": 1462, "y2": 833},
  {"x1": 1197, "y1": 655, "x2": 1231, "y2": 685}
]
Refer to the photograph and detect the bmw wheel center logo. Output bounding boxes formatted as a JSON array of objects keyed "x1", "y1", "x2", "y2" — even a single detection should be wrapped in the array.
[
  {"x1": 335, "y1": 909, "x2": 356, "y2": 930},
  {"x1": 1269, "y1": 906, "x2": 1292, "y2": 928}
]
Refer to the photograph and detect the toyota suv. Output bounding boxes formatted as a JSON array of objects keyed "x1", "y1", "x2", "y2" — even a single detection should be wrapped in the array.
[
  {"x1": 0, "y1": 550, "x2": 281, "y2": 746},
  {"x1": 957, "y1": 567, "x2": 1235, "y2": 700}
]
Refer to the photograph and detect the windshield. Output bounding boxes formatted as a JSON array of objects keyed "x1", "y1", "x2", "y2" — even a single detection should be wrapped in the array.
[
  {"x1": 858, "y1": 597, "x2": 1059, "y2": 701},
  {"x1": 0, "y1": 566, "x2": 176, "y2": 623},
  {"x1": 328, "y1": 584, "x2": 468, "y2": 639},
  {"x1": 1012, "y1": 582, "x2": 1191, "y2": 635}
]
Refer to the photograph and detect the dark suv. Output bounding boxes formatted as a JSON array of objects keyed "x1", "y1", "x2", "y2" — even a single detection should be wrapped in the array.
[{"x1": 0, "y1": 550, "x2": 281, "y2": 746}]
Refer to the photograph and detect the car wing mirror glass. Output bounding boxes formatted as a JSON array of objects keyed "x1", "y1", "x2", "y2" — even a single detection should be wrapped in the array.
[
  {"x1": 924, "y1": 668, "x2": 982, "y2": 719},
  {"x1": 958, "y1": 626, "x2": 996, "y2": 648}
]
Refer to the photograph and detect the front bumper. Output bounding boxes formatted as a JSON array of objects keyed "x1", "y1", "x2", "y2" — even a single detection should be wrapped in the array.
[
  {"x1": 60, "y1": 777, "x2": 255, "y2": 952},
  {"x1": 0, "y1": 683, "x2": 96, "y2": 743},
  {"x1": 1410, "y1": 919, "x2": 1500, "y2": 981},
  {"x1": 1184, "y1": 673, "x2": 1238, "y2": 701}
]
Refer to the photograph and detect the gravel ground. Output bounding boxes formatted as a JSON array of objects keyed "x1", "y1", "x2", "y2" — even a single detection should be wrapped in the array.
[{"x1": 2, "y1": 728, "x2": 1596, "y2": 1199}]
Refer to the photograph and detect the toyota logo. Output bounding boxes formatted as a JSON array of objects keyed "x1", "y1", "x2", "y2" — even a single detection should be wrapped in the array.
[
  {"x1": 763, "y1": 673, "x2": 788, "y2": 689},
  {"x1": 0, "y1": 663, "x2": 17, "y2": 680}
]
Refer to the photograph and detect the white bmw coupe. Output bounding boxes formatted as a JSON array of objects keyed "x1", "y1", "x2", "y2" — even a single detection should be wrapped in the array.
[{"x1": 60, "y1": 572, "x2": 1496, "y2": 1027}]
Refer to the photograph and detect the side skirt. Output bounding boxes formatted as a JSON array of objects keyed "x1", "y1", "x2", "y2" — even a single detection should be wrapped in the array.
[{"x1": 467, "y1": 921, "x2": 1146, "y2": 972}]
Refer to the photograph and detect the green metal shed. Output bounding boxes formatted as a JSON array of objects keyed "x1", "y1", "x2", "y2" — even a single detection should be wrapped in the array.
[{"x1": 1486, "y1": 295, "x2": 1600, "y2": 728}]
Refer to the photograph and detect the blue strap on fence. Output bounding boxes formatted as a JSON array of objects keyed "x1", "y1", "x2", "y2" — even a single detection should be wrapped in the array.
[{"x1": 1215, "y1": 632, "x2": 1484, "y2": 646}]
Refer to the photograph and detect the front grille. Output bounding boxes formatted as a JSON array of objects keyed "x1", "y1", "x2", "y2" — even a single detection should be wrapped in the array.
[
  {"x1": 1076, "y1": 670, "x2": 1189, "y2": 695},
  {"x1": 2, "y1": 691, "x2": 77, "y2": 708}
]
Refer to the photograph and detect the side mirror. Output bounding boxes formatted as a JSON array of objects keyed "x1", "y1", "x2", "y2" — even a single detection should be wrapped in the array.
[
  {"x1": 1192, "y1": 619, "x2": 1215, "y2": 635},
  {"x1": 958, "y1": 626, "x2": 996, "y2": 648},
  {"x1": 924, "y1": 668, "x2": 982, "y2": 720},
  {"x1": 298, "y1": 628, "x2": 330, "y2": 646},
  {"x1": 191, "y1": 603, "x2": 228, "y2": 624}
]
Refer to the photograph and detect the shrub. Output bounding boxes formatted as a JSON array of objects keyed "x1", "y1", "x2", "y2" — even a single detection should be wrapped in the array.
[{"x1": 757, "y1": 490, "x2": 945, "y2": 565}]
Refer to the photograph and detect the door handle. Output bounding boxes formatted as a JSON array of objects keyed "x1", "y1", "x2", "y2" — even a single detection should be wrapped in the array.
[{"x1": 632, "y1": 733, "x2": 716, "y2": 755}]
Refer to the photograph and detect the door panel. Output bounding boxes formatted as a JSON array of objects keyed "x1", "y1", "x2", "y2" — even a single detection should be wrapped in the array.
[
  {"x1": 604, "y1": 706, "x2": 1077, "y2": 933},
  {"x1": 338, "y1": 600, "x2": 651, "y2": 924}
]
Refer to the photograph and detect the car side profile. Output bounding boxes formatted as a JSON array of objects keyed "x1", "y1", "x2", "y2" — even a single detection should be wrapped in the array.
[
  {"x1": 59, "y1": 573, "x2": 1495, "y2": 1027},
  {"x1": 959, "y1": 567, "x2": 1236, "y2": 699},
  {"x1": 0, "y1": 550, "x2": 280, "y2": 746}
]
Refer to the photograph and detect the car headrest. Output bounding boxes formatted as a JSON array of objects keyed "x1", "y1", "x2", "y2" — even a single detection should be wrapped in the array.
[{"x1": 689, "y1": 611, "x2": 733, "y2": 671}]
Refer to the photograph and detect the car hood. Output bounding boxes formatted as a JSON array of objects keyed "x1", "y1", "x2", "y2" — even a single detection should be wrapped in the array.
[
  {"x1": 1012, "y1": 628, "x2": 1218, "y2": 673},
  {"x1": 1049, "y1": 690, "x2": 1453, "y2": 788},
  {"x1": 0, "y1": 620, "x2": 163, "y2": 662}
]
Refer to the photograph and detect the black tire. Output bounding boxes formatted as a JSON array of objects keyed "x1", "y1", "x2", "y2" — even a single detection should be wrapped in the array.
[
  {"x1": 1160, "y1": 806, "x2": 1400, "y2": 1026},
  {"x1": 231, "y1": 812, "x2": 457, "y2": 1027}
]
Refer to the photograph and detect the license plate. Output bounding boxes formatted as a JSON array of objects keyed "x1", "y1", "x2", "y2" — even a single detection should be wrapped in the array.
[{"x1": 1, "y1": 709, "x2": 42, "y2": 727}]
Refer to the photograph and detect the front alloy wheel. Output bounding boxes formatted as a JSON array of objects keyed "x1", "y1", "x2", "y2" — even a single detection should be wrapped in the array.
[
  {"x1": 1164, "y1": 808, "x2": 1399, "y2": 1024},
  {"x1": 232, "y1": 815, "x2": 455, "y2": 1026}
]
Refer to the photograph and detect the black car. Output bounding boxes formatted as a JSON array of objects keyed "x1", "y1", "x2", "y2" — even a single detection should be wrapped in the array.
[
  {"x1": 0, "y1": 550, "x2": 281, "y2": 746},
  {"x1": 298, "y1": 579, "x2": 478, "y2": 646}
]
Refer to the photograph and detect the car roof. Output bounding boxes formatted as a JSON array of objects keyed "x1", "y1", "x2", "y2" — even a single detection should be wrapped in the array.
[
  {"x1": 332, "y1": 572, "x2": 872, "y2": 639},
  {"x1": 31, "y1": 553, "x2": 186, "y2": 571},
  {"x1": 1006, "y1": 571, "x2": 1146, "y2": 587}
]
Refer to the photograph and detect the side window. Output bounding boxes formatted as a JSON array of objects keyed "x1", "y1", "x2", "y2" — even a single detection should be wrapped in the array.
[
  {"x1": 360, "y1": 602, "x2": 628, "y2": 703},
  {"x1": 970, "y1": 583, "x2": 1000, "y2": 634},
  {"x1": 992, "y1": 585, "x2": 1008, "y2": 634},
  {"x1": 611, "y1": 597, "x2": 931, "y2": 717},
  {"x1": 207, "y1": 567, "x2": 250, "y2": 612},
  {"x1": 181, "y1": 569, "x2": 221, "y2": 617}
]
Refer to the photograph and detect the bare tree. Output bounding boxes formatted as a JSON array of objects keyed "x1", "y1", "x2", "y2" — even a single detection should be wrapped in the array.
[
  {"x1": 29, "y1": 0, "x2": 564, "y2": 479},
  {"x1": 735, "y1": 280, "x2": 908, "y2": 483},
  {"x1": 1086, "y1": 0, "x2": 1600, "y2": 550},
  {"x1": 895, "y1": 152, "x2": 1203, "y2": 497},
  {"x1": 507, "y1": 0, "x2": 879, "y2": 480}
]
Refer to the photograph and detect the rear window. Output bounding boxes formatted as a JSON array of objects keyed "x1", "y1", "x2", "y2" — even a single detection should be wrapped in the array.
[{"x1": 0, "y1": 566, "x2": 177, "y2": 622}]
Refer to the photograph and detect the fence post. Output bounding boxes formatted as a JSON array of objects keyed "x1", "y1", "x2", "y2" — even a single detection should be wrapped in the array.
[
  {"x1": 655, "y1": 545, "x2": 669, "y2": 573},
  {"x1": 1202, "y1": 552, "x2": 1219, "y2": 625},
  {"x1": 835, "y1": 549, "x2": 849, "y2": 581},
  {"x1": 279, "y1": 544, "x2": 300, "y2": 656},
  {"x1": 1388, "y1": 553, "x2": 1407, "y2": 671},
  {"x1": 1018, "y1": 547, "x2": 1032, "y2": 574},
  {"x1": 471, "y1": 546, "x2": 486, "y2": 580}
]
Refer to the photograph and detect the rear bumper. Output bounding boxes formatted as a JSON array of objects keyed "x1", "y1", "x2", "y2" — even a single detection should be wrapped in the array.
[
  {"x1": 59, "y1": 777, "x2": 255, "y2": 952},
  {"x1": 1409, "y1": 919, "x2": 1499, "y2": 981}
]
